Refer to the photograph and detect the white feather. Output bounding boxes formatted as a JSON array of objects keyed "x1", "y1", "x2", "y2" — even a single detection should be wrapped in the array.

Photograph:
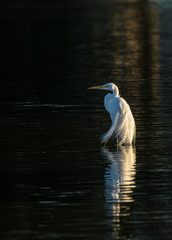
[
  {"x1": 101, "y1": 85, "x2": 136, "y2": 145},
  {"x1": 88, "y1": 83, "x2": 136, "y2": 145}
]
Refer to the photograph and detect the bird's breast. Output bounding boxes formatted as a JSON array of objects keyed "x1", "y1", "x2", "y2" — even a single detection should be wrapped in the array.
[{"x1": 104, "y1": 93, "x2": 113, "y2": 113}]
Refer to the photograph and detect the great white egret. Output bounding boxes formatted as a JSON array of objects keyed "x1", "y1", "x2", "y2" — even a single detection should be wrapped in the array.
[{"x1": 88, "y1": 83, "x2": 136, "y2": 145}]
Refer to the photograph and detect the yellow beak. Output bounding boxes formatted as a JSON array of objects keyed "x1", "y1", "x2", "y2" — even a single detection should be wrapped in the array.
[{"x1": 88, "y1": 85, "x2": 106, "y2": 90}]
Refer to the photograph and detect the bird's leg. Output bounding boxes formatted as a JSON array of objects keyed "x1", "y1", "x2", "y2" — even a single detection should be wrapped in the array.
[{"x1": 116, "y1": 136, "x2": 119, "y2": 152}]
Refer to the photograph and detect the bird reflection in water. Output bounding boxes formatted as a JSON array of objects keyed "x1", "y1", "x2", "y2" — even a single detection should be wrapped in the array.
[{"x1": 102, "y1": 146, "x2": 136, "y2": 234}]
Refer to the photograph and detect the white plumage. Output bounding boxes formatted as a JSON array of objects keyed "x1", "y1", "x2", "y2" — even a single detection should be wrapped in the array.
[{"x1": 88, "y1": 83, "x2": 136, "y2": 145}]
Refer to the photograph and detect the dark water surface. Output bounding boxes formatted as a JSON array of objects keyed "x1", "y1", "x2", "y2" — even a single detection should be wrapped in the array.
[{"x1": 0, "y1": 1, "x2": 172, "y2": 239}]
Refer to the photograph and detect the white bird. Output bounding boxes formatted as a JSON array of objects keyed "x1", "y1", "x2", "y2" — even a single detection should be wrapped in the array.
[{"x1": 88, "y1": 83, "x2": 136, "y2": 145}]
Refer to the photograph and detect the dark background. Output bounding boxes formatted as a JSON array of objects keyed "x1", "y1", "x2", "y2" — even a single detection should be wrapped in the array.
[{"x1": 0, "y1": 1, "x2": 172, "y2": 240}]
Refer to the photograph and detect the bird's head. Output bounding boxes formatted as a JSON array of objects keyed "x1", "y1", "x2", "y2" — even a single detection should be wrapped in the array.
[{"x1": 88, "y1": 83, "x2": 119, "y2": 96}]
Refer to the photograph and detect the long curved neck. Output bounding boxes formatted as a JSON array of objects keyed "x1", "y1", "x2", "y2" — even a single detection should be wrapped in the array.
[{"x1": 112, "y1": 87, "x2": 119, "y2": 97}]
